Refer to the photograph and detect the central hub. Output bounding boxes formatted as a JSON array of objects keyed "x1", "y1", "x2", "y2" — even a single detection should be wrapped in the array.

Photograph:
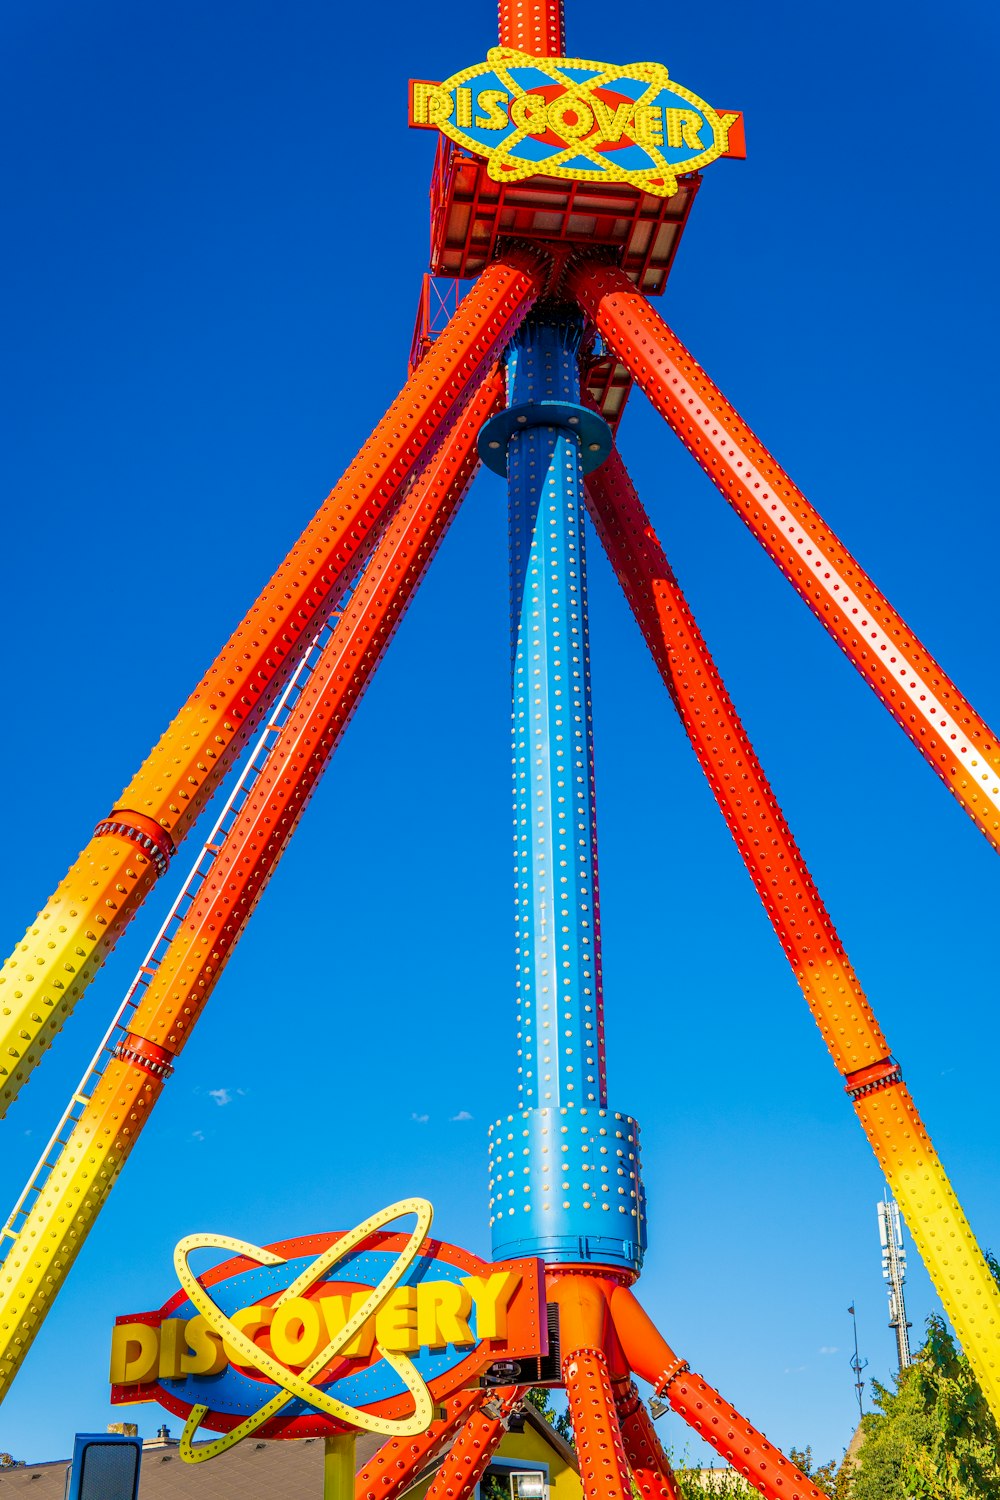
[{"x1": 483, "y1": 307, "x2": 646, "y2": 1271}]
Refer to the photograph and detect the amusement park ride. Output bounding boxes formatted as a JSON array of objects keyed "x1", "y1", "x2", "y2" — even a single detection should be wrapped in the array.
[{"x1": 1, "y1": 2, "x2": 999, "y2": 1497}]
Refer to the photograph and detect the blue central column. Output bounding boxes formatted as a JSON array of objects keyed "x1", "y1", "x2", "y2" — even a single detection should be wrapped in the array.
[{"x1": 480, "y1": 309, "x2": 645, "y2": 1272}]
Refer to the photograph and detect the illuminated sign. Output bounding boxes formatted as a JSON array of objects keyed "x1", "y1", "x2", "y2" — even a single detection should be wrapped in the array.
[
  {"x1": 110, "y1": 1200, "x2": 544, "y2": 1464},
  {"x1": 409, "y1": 47, "x2": 743, "y2": 199}
]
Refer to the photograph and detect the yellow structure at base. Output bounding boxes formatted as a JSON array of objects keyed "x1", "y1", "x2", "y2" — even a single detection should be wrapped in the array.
[
  {"x1": 0, "y1": 835, "x2": 159, "y2": 1118},
  {"x1": 324, "y1": 1434, "x2": 356, "y2": 1500},
  {"x1": 856, "y1": 1082, "x2": 1000, "y2": 1417},
  {"x1": 0, "y1": 1057, "x2": 159, "y2": 1398}
]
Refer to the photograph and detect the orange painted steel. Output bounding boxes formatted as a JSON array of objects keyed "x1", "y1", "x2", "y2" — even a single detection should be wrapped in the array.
[
  {"x1": 0, "y1": 375, "x2": 502, "y2": 1398},
  {"x1": 610, "y1": 1286, "x2": 829, "y2": 1500},
  {"x1": 563, "y1": 1349, "x2": 633, "y2": 1500},
  {"x1": 585, "y1": 447, "x2": 887, "y2": 1076},
  {"x1": 0, "y1": 834, "x2": 163, "y2": 1120},
  {"x1": 122, "y1": 367, "x2": 501, "y2": 1063},
  {"x1": 663, "y1": 1370, "x2": 825, "y2": 1500},
  {"x1": 0, "y1": 254, "x2": 544, "y2": 1121},
  {"x1": 585, "y1": 447, "x2": 1000, "y2": 1417},
  {"x1": 546, "y1": 1267, "x2": 627, "y2": 1361},
  {"x1": 422, "y1": 1386, "x2": 525, "y2": 1500},
  {"x1": 356, "y1": 1387, "x2": 485, "y2": 1500},
  {"x1": 544, "y1": 1269, "x2": 633, "y2": 1500},
  {"x1": 614, "y1": 1380, "x2": 683, "y2": 1500},
  {"x1": 498, "y1": 0, "x2": 565, "y2": 57},
  {"x1": 569, "y1": 258, "x2": 1000, "y2": 853}
]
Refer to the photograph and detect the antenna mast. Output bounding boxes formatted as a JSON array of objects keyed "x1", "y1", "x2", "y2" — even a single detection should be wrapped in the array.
[
  {"x1": 878, "y1": 1193, "x2": 913, "y2": 1374},
  {"x1": 848, "y1": 1303, "x2": 867, "y2": 1420}
]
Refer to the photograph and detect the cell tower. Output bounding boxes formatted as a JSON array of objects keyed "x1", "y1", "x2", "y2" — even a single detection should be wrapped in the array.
[{"x1": 878, "y1": 1193, "x2": 913, "y2": 1374}]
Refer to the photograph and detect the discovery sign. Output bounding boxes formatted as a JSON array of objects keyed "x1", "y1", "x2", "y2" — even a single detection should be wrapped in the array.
[
  {"x1": 110, "y1": 1200, "x2": 544, "y2": 1463},
  {"x1": 409, "y1": 46, "x2": 744, "y2": 198}
]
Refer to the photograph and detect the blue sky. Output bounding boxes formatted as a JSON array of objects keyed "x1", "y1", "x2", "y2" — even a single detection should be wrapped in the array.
[{"x1": 1, "y1": 0, "x2": 997, "y2": 1473}]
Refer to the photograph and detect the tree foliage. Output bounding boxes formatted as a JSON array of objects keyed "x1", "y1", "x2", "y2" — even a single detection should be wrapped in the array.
[
  {"x1": 848, "y1": 1297, "x2": 1000, "y2": 1498},
  {"x1": 669, "y1": 1462, "x2": 755, "y2": 1496},
  {"x1": 523, "y1": 1386, "x2": 575, "y2": 1447},
  {"x1": 788, "y1": 1446, "x2": 840, "y2": 1492}
]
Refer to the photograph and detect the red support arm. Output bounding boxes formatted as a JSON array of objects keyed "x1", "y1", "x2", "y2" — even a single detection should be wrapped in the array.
[
  {"x1": 569, "y1": 258, "x2": 1000, "y2": 854},
  {"x1": 356, "y1": 1388, "x2": 484, "y2": 1500},
  {"x1": 118, "y1": 250, "x2": 544, "y2": 854},
  {"x1": 614, "y1": 1380, "x2": 683, "y2": 1500},
  {"x1": 585, "y1": 448, "x2": 1000, "y2": 1415},
  {"x1": 610, "y1": 1287, "x2": 830, "y2": 1500},
  {"x1": 423, "y1": 1387, "x2": 526, "y2": 1500},
  {"x1": 0, "y1": 371, "x2": 506, "y2": 1399},
  {"x1": 122, "y1": 367, "x2": 506, "y2": 1066},
  {"x1": 585, "y1": 446, "x2": 888, "y2": 1075},
  {"x1": 0, "y1": 248, "x2": 546, "y2": 1118}
]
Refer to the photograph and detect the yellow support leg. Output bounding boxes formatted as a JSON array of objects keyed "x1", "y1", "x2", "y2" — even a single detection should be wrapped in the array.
[
  {"x1": 0, "y1": 835, "x2": 160, "y2": 1119},
  {"x1": 0, "y1": 1057, "x2": 161, "y2": 1397},
  {"x1": 324, "y1": 1433, "x2": 355, "y2": 1500},
  {"x1": 0, "y1": 371, "x2": 503, "y2": 1403},
  {"x1": 855, "y1": 1081, "x2": 1000, "y2": 1417}
]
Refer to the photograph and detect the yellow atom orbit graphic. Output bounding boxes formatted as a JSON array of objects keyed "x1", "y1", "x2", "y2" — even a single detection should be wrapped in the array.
[
  {"x1": 173, "y1": 1198, "x2": 436, "y2": 1462},
  {"x1": 489, "y1": 53, "x2": 680, "y2": 194},
  {"x1": 433, "y1": 48, "x2": 738, "y2": 199}
]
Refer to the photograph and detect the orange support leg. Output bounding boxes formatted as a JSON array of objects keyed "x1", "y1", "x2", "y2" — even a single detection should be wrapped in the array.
[
  {"x1": 0, "y1": 252, "x2": 545, "y2": 1119},
  {"x1": 356, "y1": 1388, "x2": 485, "y2": 1500},
  {"x1": 614, "y1": 1380, "x2": 683, "y2": 1500},
  {"x1": 0, "y1": 373, "x2": 504, "y2": 1398},
  {"x1": 563, "y1": 1350, "x2": 633, "y2": 1500},
  {"x1": 586, "y1": 446, "x2": 888, "y2": 1077},
  {"x1": 585, "y1": 447, "x2": 1000, "y2": 1421},
  {"x1": 610, "y1": 1286, "x2": 829, "y2": 1500},
  {"x1": 423, "y1": 1386, "x2": 526, "y2": 1500},
  {"x1": 569, "y1": 258, "x2": 1000, "y2": 853}
]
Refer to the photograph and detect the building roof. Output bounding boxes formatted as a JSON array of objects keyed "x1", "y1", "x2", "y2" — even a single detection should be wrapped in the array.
[
  {"x1": 0, "y1": 1406, "x2": 577, "y2": 1500},
  {"x1": 0, "y1": 1434, "x2": 338, "y2": 1500}
]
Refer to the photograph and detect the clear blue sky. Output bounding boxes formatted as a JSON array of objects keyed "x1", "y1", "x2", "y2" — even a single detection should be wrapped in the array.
[{"x1": 1, "y1": 0, "x2": 997, "y2": 1473}]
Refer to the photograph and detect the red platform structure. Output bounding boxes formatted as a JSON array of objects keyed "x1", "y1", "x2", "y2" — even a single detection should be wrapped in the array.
[{"x1": 0, "y1": 1, "x2": 998, "y2": 1496}]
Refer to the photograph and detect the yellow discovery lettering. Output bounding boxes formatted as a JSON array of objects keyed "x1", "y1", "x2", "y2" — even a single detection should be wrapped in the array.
[
  {"x1": 408, "y1": 50, "x2": 743, "y2": 199},
  {"x1": 111, "y1": 1271, "x2": 522, "y2": 1388},
  {"x1": 412, "y1": 82, "x2": 719, "y2": 148}
]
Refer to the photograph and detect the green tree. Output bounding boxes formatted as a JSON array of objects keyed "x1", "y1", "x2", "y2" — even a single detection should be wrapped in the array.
[
  {"x1": 522, "y1": 1386, "x2": 575, "y2": 1448},
  {"x1": 849, "y1": 1305, "x2": 1000, "y2": 1499},
  {"x1": 667, "y1": 1458, "x2": 755, "y2": 1497},
  {"x1": 660, "y1": 1442, "x2": 839, "y2": 1497},
  {"x1": 788, "y1": 1445, "x2": 839, "y2": 1492}
]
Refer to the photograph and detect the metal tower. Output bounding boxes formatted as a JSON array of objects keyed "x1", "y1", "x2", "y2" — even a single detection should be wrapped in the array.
[{"x1": 878, "y1": 1194, "x2": 913, "y2": 1375}]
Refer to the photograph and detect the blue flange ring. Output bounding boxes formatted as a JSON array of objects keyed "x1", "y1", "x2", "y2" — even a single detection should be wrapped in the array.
[{"x1": 478, "y1": 400, "x2": 613, "y2": 476}]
